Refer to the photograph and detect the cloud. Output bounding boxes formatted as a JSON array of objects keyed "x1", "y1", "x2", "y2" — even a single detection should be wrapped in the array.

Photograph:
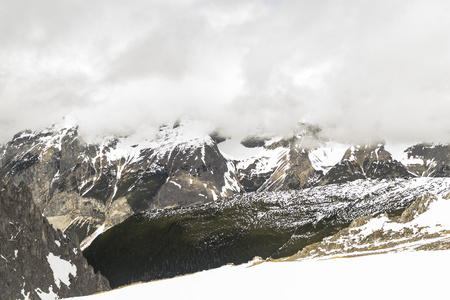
[{"x1": 1, "y1": 0, "x2": 450, "y2": 144}]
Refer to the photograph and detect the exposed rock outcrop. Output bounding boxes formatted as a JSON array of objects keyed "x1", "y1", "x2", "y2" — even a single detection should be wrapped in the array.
[
  {"x1": 0, "y1": 122, "x2": 241, "y2": 245},
  {"x1": 318, "y1": 144, "x2": 412, "y2": 185},
  {"x1": 237, "y1": 124, "x2": 324, "y2": 192},
  {"x1": 404, "y1": 143, "x2": 450, "y2": 177},
  {"x1": 0, "y1": 180, "x2": 110, "y2": 300}
]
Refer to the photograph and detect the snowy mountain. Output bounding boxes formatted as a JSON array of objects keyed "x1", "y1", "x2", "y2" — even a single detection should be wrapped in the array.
[
  {"x1": 83, "y1": 177, "x2": 450, "y2": 288},
  {"x1": 2, "y1": 120, "x2": 450, "y2": 299},
  {"x1": 316, "y1": 143, "x2": 412, "y2": 185},
  {"x1": 0, "y1": 180, "x2": 109, "y2": 300},
  {"x1": 225, "y1": 125, "x2": 440, "y2": 192},
  {"x1": 1, "y1": 120, "x2": 449, "y2": 248},
  {"x1": 232, "y1": 124, "x2": 326, "y2": 191},
  {"x1": 0, "y1": 121, "x2": 242, "y2": 247}
]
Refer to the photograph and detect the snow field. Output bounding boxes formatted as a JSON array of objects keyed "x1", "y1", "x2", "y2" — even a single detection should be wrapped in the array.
[
  {"x1": 67, "y1": 188, "x2": 450, "y2": 300},
  {"x1": 67, "y1": 249, "x2": 450, "y2": 300}
]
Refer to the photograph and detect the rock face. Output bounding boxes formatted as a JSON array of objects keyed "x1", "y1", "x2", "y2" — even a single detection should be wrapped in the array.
[
  {"x1": 235, "y1": 124, "x2": 326, "y2": 192},
  {"x1": 148, "y1": 125, "x2": 240, "y2": 208},
  {"x1": 0, "y1": 180, "x2": 110, "y2": 300},
  {"x1": 0, "y1": 122, "x2": 241, "y2": 245},
  {"x1": 404, "y1": 143, "x2": 450, "y2": 177},
  {"x1": 83, "y1": 177, "x2": 450, "y2": 288},
  {"x1": 235, "y1": 133, "x2": 414, "y2": 192},
  {"x1": 317, "y1": 144, "x2": 412, "y2": 185}
]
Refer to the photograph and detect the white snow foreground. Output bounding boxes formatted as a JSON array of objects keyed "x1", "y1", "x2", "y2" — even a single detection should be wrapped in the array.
[
  {"x1": 67, "y1": 249, "x2": 449, "y2": 300},
  {"x1": 68, "y1": 193, "x2": 450, "y2": 300}
]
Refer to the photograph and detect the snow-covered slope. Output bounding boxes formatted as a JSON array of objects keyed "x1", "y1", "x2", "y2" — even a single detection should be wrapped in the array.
[
  {"x1": 308, "y1": 141, "x2": 350, "y2": 174},
  {"x1": 68, "y1": 249, "x2": 450, "y2": 300}
]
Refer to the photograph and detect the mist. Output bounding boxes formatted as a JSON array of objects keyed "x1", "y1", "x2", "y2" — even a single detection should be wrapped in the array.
[{"x1": 1, "y1": 0, "x2": 450, "y2": 144}]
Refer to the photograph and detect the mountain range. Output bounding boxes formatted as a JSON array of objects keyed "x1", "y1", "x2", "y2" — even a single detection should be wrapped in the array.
[{"x1": 1, "y1": 120, "x2": 450, "y2": 297}]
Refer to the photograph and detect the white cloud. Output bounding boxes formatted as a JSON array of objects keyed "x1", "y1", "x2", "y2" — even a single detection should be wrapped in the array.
[{"x1": 1, "y1": 0, "x2": 450, "y2": 144}]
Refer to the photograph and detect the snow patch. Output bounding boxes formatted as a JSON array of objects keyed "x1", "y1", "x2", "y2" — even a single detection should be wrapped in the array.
[
  {"x1": 309, "y1": 141, "x2": 349, "y2": 174},
  {"x1": 35, "y1": 286, "x2": 58, "y2": 300},
  {"x1": 236, "y1": 147, "x2": 287, "y2": 175},
  {"x1": 211, "y1": 189, "x2": 218, "y2": 201},
  {"x1": 146, "y1": 124, "x2": 215, "y2": 169},
  {"x1": 169, "y1": 181, "x2": 182, "y2": 189},
  {"x1": 356, "y1": 195, "x2": 450, "y2": 239},
  {"x1": 388, "y1": 143, "x2": 424, "y2": 166},
  {"x1": 21, "y1": 288, "x2": 30, "y2": 300},
  {"x1": 217, "y1": 138, "x2": 266, "y2": 160},
  {"x1": 81, "y1": 224, "x2": 106, "y2": 251},
  {"x1": 46, "y1": 253, "x2": 77, "y2": 288},
  {"x1": 221, "y1": 161, "x2": 241, "y2": 196}
]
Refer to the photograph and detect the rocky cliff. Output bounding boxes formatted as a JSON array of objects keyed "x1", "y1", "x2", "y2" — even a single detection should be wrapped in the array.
[
  {"x1": 235, "y1": 131, "x2": 414, "y2": 192},
  {"x1": 0, "y1": 180, "x2": 110, "y2": 300},
  {"x1": 403, "y1": 143, "x2": 450, "y2": 177},
  {"x1": 0, "y1": 122, "x2": 241, "y2": 246},
  {"x1": 317, "y1": 144, "x2": 412, "y2": 185}
]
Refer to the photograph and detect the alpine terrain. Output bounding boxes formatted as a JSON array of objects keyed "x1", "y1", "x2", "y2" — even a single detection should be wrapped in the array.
[
  {"x1": 70, "y1": 185, "x2": 450, "y2": 300},
  {"x1": 83, "y1": 177, "x2": 450, "y2": 287},
  {"x1": 1, "y1": 120, "x2": 450, "y2": 297}
]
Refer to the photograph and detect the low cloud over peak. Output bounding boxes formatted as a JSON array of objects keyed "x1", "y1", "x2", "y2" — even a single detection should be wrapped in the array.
[{"x1": 1, "y1": 0, "x2": 450, "y2": 144}]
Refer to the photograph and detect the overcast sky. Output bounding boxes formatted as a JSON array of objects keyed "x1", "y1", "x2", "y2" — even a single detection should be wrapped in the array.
[{"x1": 1, "y1": 0, "x2": 450, "y2": 144}]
